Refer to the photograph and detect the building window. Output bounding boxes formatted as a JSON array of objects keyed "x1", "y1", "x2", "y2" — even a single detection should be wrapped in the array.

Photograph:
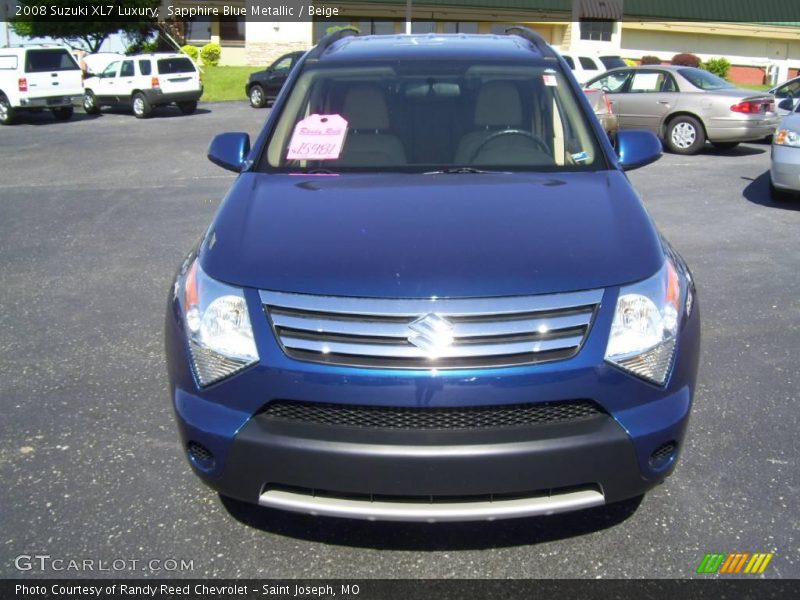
[
  {"x1": 580, "y1": 20, "x2": 613, "y2": 42},
  {"x1": 185, "y1": 16, "x2": 211, "y2": 44},
  {"x1": 219, "y1": 17, "x2": 245, "y2": 46},
  {"x1": 441, "y1": 22, "x2": 479, "y2": 34},
  {"x1": 411, "y1": 21, "x2": 436, "y2": 34}
]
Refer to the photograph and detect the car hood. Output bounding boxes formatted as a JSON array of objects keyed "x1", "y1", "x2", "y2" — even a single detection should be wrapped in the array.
[{"x1": 200, "y1": 171, "x2": 664, "y2": 298}]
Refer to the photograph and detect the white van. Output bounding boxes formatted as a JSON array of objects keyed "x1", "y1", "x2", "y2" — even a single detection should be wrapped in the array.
[
  {"x1": 0, "y1": 45, "x2": 84, "y2": 125},
  {"x1": 82, "y1": 53, "x2": 203, "y2": 119},
  {"x1": 559, "y1": 51, "x2": 626, "y2": 84}
]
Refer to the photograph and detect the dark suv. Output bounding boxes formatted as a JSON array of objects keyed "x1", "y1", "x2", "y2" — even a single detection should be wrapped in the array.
[
  {"x1": 246, "y1": 51, "x2": 305, "y2": 108},
  {"x1": 166, "y1": 28, "x2": 700, "y2": 522}
]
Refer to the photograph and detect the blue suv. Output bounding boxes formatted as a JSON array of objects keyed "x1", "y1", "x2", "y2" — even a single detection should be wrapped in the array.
[{"x1": 165, "y1": 28, "x2": 700, "y2": 522}]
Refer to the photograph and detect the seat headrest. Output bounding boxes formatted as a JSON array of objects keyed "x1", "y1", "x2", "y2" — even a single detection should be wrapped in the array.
[
  {"x1": 474, "y1": 81, "x2": 522, "y2": 127},
  {"x1": 343, "y1": 85, "x2": 391, "y2": 130}
]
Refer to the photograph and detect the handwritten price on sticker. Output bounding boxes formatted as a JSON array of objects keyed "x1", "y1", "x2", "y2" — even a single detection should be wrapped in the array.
[{"x1": 287, "y1": 115, "x2": 348, "y2": 160}]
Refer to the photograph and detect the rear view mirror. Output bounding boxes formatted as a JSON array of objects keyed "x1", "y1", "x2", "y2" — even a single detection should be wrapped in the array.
[
  {"x1": 208, "y1": 132, "x2": 251, "y2": 173},
  {"x1": 616, "y1": 130, "x2": 662, "y2": 170}
]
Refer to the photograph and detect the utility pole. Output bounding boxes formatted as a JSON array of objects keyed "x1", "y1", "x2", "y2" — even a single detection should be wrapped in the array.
[{"x1": 405, "y1": 0, "x2": 412, "y2": 34}]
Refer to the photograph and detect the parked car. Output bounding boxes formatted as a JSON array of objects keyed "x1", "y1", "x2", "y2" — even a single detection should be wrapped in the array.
[
  {"x1": 0, "y1": 44, "x2": 83, "y2": 125},
  {"x1": 769, "y1": 75, "x2": 800, "y2": 115},
  {"x1": 558, "y1": 51, "x2": 626, "y2": 84},
  {"x1": 585, "y1": 65, "x2": 779, "y2": 154},
  {"x1": 82, "y1": 53, "x2": 202, "y2": 118},
  {"x1": 165, "y1": 28, "x2": 700, "y2": 523},
  {"x1": 769, "y1": 101, "x2": 800, "y2": 201},
  {"x1": 246, "y1": 51, "x2": 305, "y2": 108},
  {"x1": 81, "y1": 52, "x2": 125, "y2": 78},
  {"x1": 583, "y1": 88, "x2": 619, "y2": 139}
]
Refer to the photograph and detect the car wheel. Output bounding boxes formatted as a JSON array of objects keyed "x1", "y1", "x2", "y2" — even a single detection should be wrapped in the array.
[
  {"x1": 52, "y1": 106, "x2": 74, "y2": 121},
  {"x1": 769, "y1": 178, "x2": 793, "y2": 202},
  {"x1": 0, "y1": 94, "x2": 16, "y2": 125},
  {"x1": 132, "y1": 92, "x2": 152, "y2": 119},
  {"x1": 177, "y1": 101, "x2": 197, "y2": 115},
  {"x1": 83, "y1": 90, "x2": 100, "y2": 114},
  {"x1": 249, "y1": 84, "x2": 267, "y2": 108},
  {"x1": 711, "y1": 141, "x2": 739, "y2": 150},
  {"x1": 665, "y1": 115, "x2": 706, "y2": 155}
]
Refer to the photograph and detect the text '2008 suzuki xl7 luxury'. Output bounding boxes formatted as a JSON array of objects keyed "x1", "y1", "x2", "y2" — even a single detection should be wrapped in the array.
[{"x1": 165, "y1": 28, "x2": 700, "y2": 522}]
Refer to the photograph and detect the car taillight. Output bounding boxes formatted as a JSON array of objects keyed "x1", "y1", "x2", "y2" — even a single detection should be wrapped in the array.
[
  {"x1": 18, "y1": 78, "x2": 27, "y2": 92},
  {"x1": 151, "y1": 77, "x2": 160, "y2": 88},
  {"x1": 730, "y1": 101, "x2": 763, "y2": 113}
]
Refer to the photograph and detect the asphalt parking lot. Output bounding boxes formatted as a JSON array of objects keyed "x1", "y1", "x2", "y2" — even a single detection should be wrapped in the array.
[{"x1": 1, "y1": 102, "x2": 798, "y2": 579}]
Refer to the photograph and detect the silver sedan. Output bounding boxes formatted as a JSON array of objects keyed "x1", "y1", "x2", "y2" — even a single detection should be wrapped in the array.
[
  {"x1": 585, "y1": 65, "x2": 779, "y2": 155},
  {"x1": 770, "y1": 102, "x2": 800, "y2": 201}
]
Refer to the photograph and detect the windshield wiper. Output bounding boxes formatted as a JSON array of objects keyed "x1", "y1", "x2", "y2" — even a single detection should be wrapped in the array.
[{"x1": 424, "y1": 167, "x2": 511, "y2": 175}]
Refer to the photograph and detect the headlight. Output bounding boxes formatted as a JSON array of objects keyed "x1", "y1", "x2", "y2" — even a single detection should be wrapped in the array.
[
  {"x1": 775, "y1": 128, "x2": 800, "y2": 148},
  {"x1": 181, "y1": 259, "x2": 258, "y2": 386},
  {"x1": 605, "y1": 259, "x2": 684, "y2": 386}
]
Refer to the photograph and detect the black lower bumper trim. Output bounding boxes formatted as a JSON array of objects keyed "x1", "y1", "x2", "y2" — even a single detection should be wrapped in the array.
[{"x1": 200, "y1": 410, "x2": 656, "y2": 509}]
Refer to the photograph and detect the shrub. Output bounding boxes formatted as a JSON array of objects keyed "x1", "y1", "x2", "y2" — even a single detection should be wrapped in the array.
[
  {"x1": 640, "y1": 55, "x2": 662, "y2": 65},
  {"x1": 200, "y1": 43, "x2": 221, "y2": 67},
  {"x1": 671, "y1": 53, "x2": 702, "y2": 68},
  {"x1": 702, "y1": 57, "x2": 731, "y2": 79},
  {"x1": 181, "y1": 45, "x2": 199, "y2": 62},
  {"x1": 126, "y1": 39, "x2": 158, "y2": 55}
]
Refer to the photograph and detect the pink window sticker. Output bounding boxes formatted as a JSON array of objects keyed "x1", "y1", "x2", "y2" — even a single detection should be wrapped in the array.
[
  {"x1": 287, "y1": 114, "x2": 348, "y2": 160},
  {"x1": 543, "y1": 74, "x2": 557, "y2": 87}
]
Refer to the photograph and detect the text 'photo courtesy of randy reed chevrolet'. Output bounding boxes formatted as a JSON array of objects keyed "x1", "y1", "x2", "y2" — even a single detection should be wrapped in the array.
[{"x1": 1, "y1": 0, "x2": 799, "y2": 595}]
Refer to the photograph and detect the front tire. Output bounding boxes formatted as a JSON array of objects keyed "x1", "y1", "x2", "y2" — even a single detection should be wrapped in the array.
[
  {"x1": 0, "y1": 94, "x2": 16, "y2": 125},
  {"x1": 665, "y1": 115, "x2": 706, "y2": 155},
  {"x1": 52, "y1": 106, "x2": 74, "y2": 121},
  {"x1": 132, "y1": 92, "x2": 152, "y2": 119},
  {"x1": 249, "y1": 84, "x2": 267, "y2": 108},
  {"x1": 83, "y1": 90, "x2": 100, "y2": 114},
  {"x1": 177, "y1": 100, "x2": 197, "y2": 115}
]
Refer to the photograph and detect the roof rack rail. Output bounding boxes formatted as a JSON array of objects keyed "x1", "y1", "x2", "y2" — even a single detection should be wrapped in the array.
[
  {"x1": 504, "y1": 26, "x2": 557, "y2": 58},
  {"x1": 306, "y1": 26, "x2": 360, "y2": 60}
]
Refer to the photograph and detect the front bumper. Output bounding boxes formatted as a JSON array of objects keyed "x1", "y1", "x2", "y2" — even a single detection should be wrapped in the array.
[
  {"x1": 770, "y1": 144, "x2": 800, "y2": 191},
  {"x1": 165, "y1": 284, "x2": 700, "y2": 521}
]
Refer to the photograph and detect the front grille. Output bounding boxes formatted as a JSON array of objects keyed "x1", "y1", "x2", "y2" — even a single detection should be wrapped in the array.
[
  {"x1": 260, "y1": 399, "x2": 604, "y2": 430},
  {"x1": 261, "y1": 289, "x2": 602, "y2": 369}
]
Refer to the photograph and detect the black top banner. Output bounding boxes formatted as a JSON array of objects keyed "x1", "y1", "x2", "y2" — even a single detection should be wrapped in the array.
[{"x1": 5, "y1": 0, "x2": 800, "y2": 23}]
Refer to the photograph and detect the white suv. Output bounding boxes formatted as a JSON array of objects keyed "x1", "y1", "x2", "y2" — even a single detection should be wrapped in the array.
[
  {"x1": 0, "y1": 45, "x2": 83, "y2": 125},
  {"x1": 82, "y1": 53, "x2": 202, "y2": 119},
  {"x1": 559, "y1": 51, "x2": 626, "y2": 84}
]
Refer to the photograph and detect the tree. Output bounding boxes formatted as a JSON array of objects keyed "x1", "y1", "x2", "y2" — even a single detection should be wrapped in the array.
[{"x1": 11, "y1": 0, "x2": 160, "y2": 54}]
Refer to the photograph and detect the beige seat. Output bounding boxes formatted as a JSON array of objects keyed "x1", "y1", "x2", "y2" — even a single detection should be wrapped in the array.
[
  {"x1": 337, "y1": 86, "x2": 407, "y2": 167},
  {"x1": 454, "y1": 81, "x2": 524, "y2": 164}
]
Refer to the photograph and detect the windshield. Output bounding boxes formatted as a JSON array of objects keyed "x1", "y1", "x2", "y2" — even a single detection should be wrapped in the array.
[
  {"x1": 679, "y1": 67, "x2": 735, "y2": 91},
  {"x1": 262, "y1": 60, "x2": 605, "y2": 173}
]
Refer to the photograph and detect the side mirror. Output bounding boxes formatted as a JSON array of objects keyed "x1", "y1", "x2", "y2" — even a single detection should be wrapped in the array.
[
  {"x1": 208, "y1": 132, "x2": 251, "y2": 173},
  {"x1": 778, "y1": 97, "x2": 794, "y2": 112},
  {"x1": 616, "y1": 129, "x2": 662, "y2": 171}
]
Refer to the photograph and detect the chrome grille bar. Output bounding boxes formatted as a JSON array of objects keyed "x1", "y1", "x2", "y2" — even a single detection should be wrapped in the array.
[{"x1": 261, "y1": 289, "x2": 603, "y2": 369}]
